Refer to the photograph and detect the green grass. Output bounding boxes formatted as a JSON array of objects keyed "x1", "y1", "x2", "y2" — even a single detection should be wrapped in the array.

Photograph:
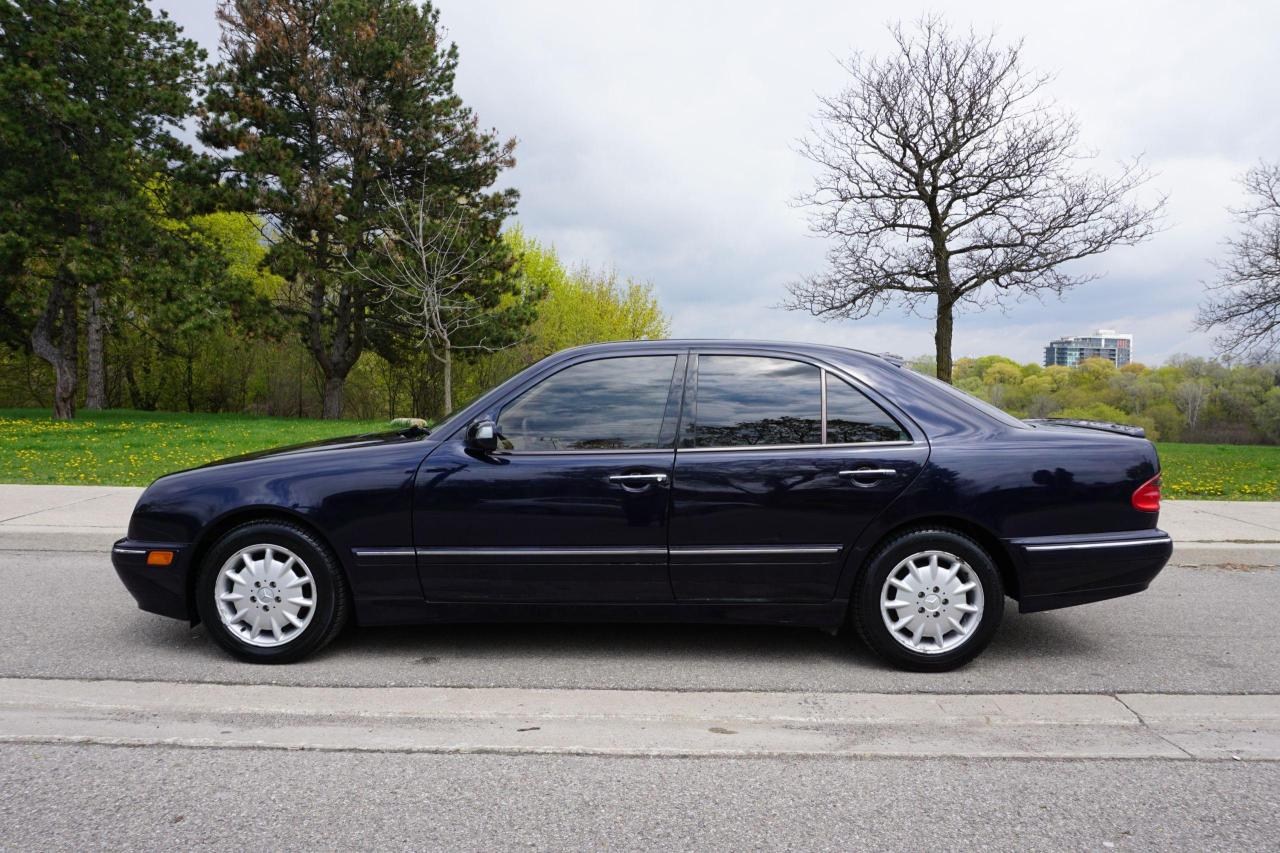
[
  {"x1": 2, "y1": 409, "x2": 1278, "y2": 499},
  {"x1": 0, "y1": 408, "x2": 391, "y2": 486},
  {"x1": 1157, "y1": 442, "x2": 1280, "y2": 501}
]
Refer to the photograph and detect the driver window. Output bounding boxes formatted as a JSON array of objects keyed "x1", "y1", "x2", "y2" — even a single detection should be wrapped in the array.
[{"x1": 496, "y1": 356, "x2": 678, "y2": 451}]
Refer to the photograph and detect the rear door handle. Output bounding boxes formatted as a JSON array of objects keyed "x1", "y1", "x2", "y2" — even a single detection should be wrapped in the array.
[
  {"x1": 609, "y1": 473, "x2": 670, "y2": 487},
  {"x1": 839, "y1": 468, "x2": 897, "y2": 480}
]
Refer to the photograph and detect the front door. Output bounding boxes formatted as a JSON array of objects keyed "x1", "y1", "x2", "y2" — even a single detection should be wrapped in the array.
[
  {"x1": 668, "y1": 353, "x2": 929, "y2": 601},
  {"x1": 413, "y1": 353, "x2": 685, "y2": 602}
]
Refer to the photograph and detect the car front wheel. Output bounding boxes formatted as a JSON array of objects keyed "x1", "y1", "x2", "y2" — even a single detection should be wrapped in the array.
[
  {"x1": 851, "y1": 528, "x2": 1004, "y2": 672},
  {"x1": 196, "y1": 520, "x2": 350, "y2": 664}
]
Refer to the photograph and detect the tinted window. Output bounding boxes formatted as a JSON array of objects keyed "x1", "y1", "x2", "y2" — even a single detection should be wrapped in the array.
[
  {"x1": 826, "y1": 376, "x2": 909, "y2": 443},
  {"x1": 913, "y1": 371, "x2": 1031, "y2": 429},
  {"x1": 497, "y1": 356, "x2": 676, "y2": 451},
  {"x1": 695, "y1": 356, "x2": 821, "y2": 447}
]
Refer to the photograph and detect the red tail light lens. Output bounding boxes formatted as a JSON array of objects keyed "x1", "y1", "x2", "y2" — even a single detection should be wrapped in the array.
[{"x1": 1132, "y1": 474, "x2": 1161, "y2": 512}]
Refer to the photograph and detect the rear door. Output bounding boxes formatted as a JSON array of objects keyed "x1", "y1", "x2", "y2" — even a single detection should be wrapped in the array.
[
  {"x1": 668, "y1": 352, "x2": 929, "y2": 601},
  {"x1": 413, "y1": 352, "x2": 685, "y2": 602}
]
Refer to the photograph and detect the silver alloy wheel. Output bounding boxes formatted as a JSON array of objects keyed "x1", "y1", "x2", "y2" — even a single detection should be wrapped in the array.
[
  {"x1": 879, "y1": 549, "x2": 985, "y2": 655},
  {"x1": 214, "y1": 544, "x2": 317, "y2": 648}
]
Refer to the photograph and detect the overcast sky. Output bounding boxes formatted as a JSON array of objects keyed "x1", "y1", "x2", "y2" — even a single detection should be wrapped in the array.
[{"x1": 155, "y1": 0, "x2": 1280, "y2": 365}]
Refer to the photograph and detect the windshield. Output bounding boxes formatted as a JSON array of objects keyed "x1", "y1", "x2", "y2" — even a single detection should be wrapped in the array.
[{"x1": 913, "y1": 371, "x2": 1031, "y2": 429}]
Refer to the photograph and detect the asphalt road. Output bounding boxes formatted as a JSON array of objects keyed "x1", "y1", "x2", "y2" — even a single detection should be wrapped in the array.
[
  {"x1": 3, "y1": 540, "x2": 1278, "y2": 850},
  {"x1": 3, "y1": 744, "x2": 1277, "y2": 851},
  {"x1": 0, "y1": 546, "x2": 1275, "y2": 693}
]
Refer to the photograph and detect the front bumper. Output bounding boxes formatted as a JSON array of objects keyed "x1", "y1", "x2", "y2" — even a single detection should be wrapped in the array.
[
  {"x1": 111, "y1": 539, "x2": 192, "y2": 620},
  {"x1": 1008, "y1": 529, "x2": 1173, "y2": 613}
]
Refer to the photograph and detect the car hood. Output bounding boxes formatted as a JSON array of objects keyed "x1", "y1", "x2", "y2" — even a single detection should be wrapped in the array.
[{"x1": 189, "y1": 428, "x2": 435, "y2": 471}]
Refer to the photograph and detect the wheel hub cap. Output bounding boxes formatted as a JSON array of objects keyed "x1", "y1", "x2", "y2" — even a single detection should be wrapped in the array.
[
  {"x1": 879, "y1": 549, "x2": 985, "y2": 655},
  {"x1": 214, "y1": 544, "x2": 317, "y2": 648}
]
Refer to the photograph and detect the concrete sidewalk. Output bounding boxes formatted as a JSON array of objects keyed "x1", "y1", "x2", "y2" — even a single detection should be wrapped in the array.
[
  {"x1": 3, "y1": 676, "x2": 1278, "y2": 760},
  {"x1": 0, "y1": 483, "x2": 1277, "y2": 555}
]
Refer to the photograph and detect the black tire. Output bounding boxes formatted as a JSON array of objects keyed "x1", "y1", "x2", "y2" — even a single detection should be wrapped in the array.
[
  {"x1": 851, "y1": 527, "x2": 1004, "y2": 672},
  {"x1": 195, "y1": 520, "x2": 350, "y2": 664}
]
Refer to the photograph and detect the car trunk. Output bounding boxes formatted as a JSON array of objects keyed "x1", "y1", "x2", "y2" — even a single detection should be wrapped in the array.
[{"x1": 1023, "y1": 418, "x2": 1147, "y2": 439}]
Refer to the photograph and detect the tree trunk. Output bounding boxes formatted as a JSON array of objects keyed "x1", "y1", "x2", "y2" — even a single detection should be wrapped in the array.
[
  {"x1": 184, "y1": 351, "x2": 195, "y2": 412},
  {"x1": 322, "y1": 374, "x2": 345, "y2": 420},
  {"x1": 304, "y1": 270, "x2": 365, "y2": 420},
  {"x1": 442, "y1": 342, "x2": 453, "y2": 416},
  {"x1": 934, "y1": 296, "x2": 954, "y2": 384},
  {"x1": 84, "y1": 282, "x2": 106, "y2": 410},
  {"x1": 124, "y1": 360, "x2": 140, "y2": 409},
  {"x1": 31, "y1": 274, "x2": 79, "y2": 420}
]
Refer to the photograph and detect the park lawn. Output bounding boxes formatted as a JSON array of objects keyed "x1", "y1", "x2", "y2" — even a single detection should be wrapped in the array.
[
  {"x1": 1156, "y1": 442, "x2": 1280, "y2": 501},
  {"x1": 0, "y1": 409, "x2": 392, "y2": 487},
  {"x1": 1, "y1": 409, "x2": 1278, "y2": 499}
]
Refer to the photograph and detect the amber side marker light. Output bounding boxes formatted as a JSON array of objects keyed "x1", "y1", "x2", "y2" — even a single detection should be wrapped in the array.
[{"x1": 146, "y1": 550, "x2": 175, "y2": 567}]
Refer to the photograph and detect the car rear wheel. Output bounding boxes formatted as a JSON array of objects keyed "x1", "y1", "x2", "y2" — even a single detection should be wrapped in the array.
[
  {"x1": 196, "y1": 521, "x2": 349, "y2": 664},
  {"x1": 851, "y1": 528, "x2": 1003, "y2": 672}
]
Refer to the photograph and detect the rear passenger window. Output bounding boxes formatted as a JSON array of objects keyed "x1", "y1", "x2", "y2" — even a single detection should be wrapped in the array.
[
  {"x1": 694, "y1": 356, "x2": 822, "y2": 447},
  {"x1": 825, "y1": 376, "x2": 909, "y2": 443}
]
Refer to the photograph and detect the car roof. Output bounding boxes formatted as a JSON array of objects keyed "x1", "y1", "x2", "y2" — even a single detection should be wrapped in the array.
[{"x1": 557, "y1": 339, "x2": 904, "y2": 367}]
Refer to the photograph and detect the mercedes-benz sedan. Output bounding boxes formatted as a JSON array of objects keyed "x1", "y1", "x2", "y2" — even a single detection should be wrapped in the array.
[{"x1": 112, "y1": 340, "x2": 1172, "y2": 671}]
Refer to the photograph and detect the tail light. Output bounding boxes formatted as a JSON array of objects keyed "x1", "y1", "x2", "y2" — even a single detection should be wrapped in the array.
[{"x1": 1132, "y1": 474, "x2": 1161, "y2": 512}]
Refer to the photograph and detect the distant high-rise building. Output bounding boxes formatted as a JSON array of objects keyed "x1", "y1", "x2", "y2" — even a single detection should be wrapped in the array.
[{"x1": 1044, "y1": 329, "x2": 1133, "y2": 368}]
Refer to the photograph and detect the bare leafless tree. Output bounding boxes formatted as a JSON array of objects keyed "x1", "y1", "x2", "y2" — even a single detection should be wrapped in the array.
[
  {"x1": 1174, "y1": 379, "x2": 1211, "y2": 431},
  {"x1": 1197, "y1": 162, "x2": 1280, "y2": 361},
  {"x1": 354, "y1": 183, "x2": 510, "y2": 416},
  {"x1": 784, "y1": 16, "x2": 1164, "y2": 383}
]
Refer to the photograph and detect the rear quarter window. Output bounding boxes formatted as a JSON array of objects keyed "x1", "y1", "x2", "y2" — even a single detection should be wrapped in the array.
[
  {"x1": 912, "y1": 371, "x2": 1030, "y2": 429},
  {"x1": 825, "y1": 375, "x2": 910, "y2": 442}
]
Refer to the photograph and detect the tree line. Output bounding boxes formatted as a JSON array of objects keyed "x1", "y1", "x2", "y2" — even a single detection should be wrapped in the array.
[
  {"x1": 3, "y1": 5, "x2": 1277, "y2": 431},
  {"x1": 0, "y1": 0, "x2": 669, "y2": 422},
  {"x1": 925, "y1": 355, "x2": 1280, "y2": 445}
]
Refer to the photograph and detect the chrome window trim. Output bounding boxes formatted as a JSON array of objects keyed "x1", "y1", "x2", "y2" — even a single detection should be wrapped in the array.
[
  {"x1": 671, "y1": 545, "x2": 842, "y2": 556},
  {"x1": 1023, "y1": 536, "x2": 1172, "y2": 552},
  {"x1": 820, "y1": 369, "x2": 829, "y2": 444},
  {"x1": 490, "y1": 448, "x2": 675, "y2": 458},
  {"x1": 678, "y1": 439, "x2": 917, "y2": 454},
  {"x1": 416, "y1": 547, "x2": 667, "y2": 558}
]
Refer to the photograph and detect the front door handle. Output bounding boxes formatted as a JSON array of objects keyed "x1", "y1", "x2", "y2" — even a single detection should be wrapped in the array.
[
  {"x1": 839, "y1": 468, "x2": 897, "y2": 481},
  {"x1": 609, "y1": 472, "x2": 670, "y2": 488}
]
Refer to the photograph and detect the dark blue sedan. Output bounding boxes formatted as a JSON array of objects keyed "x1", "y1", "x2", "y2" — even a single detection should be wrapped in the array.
[{"x1": 111, "y1": 340, "x2": 1172, "y2": 671}]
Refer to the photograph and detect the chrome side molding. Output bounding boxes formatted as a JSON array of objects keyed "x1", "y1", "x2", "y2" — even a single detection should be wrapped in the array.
[
  {"x1": 670, "y1": 545, "x2": 843, "y2": 556},
  {"x1": 1023, "y1": 535, "x2": 1172, "y2": 553}
]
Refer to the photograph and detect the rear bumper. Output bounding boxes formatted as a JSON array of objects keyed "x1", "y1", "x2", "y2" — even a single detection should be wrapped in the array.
[
  {"x1": 111, "y1": 539, "x2": 192, "y2": 621},
  {"x1": 1007, "y1": 529, "x2": 1173, "y2": 613}
]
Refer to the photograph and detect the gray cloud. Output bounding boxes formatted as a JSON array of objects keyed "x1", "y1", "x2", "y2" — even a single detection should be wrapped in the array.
[{"x1": 154, "y1": 0, "x2": 1280, "y2": 364}]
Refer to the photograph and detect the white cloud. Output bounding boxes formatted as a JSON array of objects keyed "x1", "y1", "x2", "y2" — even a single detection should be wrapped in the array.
[{"x1": 155, "y1": 0, "x2": 1280, "y2": 365}]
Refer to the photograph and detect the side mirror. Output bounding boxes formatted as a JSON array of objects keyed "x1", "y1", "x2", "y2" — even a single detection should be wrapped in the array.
[{"x1": 466, "y1": 418, "x2": 499, "y2": 452}]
